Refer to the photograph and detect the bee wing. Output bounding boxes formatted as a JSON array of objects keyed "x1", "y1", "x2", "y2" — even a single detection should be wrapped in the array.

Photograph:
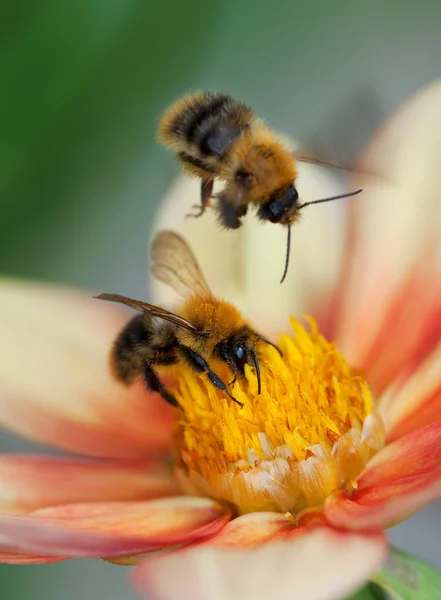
[
  {"x1": 294, "y1": 90, "x2": 384, "y2": 175},
  {"x1": 294, "y1": 153, "x2": 350, "y2": 171},
  {"x1": 294, "y1": 151, "x2": 383, "y2": 181},
  {"x1": 95, "y1": 293, "x2": 201, "y2": 333},
  {"x1": 151, "y1": 230, "x2": 211, "y2": 297}
]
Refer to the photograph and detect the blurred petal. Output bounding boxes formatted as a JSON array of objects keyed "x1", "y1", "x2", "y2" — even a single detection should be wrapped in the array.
[
  {"x1": 204, "y1": 512, "x2": 292, "y2": 547},
  {"x1": 325, "y1": 422, "x2": 441, "y2": 530},
  {"x1": 0, "y1": 279, "x2": 175, "y2": 458},
  {"x1": 132, "y1": 527, "x2": 387, "y2": 600},
  {"x1": 0, "y1": 552, "x2": 66, "y2": 564},
  {"x1": 378, "y1": 339, "x2": 441, "y2": 442},
  {"x1": 151, "y1": 155, "x2": 346, "y2": 337},
  {"x1": 0, "y1": 497, "x2": 230, "y2": 557},
  {"x1": 205, "y1": 510, "x2": 329, "y2": 549},
  {"x1": 118, "y1": 511, "x2": 330, "y2": 566},
  {"x1": 336, "y1": 81, "x2": 441, "y2": 393},
  {"x1": 0, "y1": 454, "x2": 178, "y2": 514}
]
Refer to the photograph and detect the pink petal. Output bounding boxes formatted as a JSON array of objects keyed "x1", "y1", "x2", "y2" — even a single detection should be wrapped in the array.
[
  {"x1": 152, "y1": 164, "x2": 346, "y2": 337},
  {"x1": 205, "y1": 512, "x2": 292, "y2": 547},
  {"x1": 325, "y1": 422, "x2": 441, "y2": 530},
  {"x1": 0, "y1": 279, "x2": 175, "y2": 458},
  {"x1": 107, "y1": 512, "x2": 328, "y2": 566},
  {"x1": 132, "y1": 527, "x2": 387, "y2": 600},
  {"x1": 117, "y1": 511, "x2": 327, "y2": 566},
  {"x1": 0, "y1": 497, "x2": 230, "y2": 557},
  {"x1": 378, "y1": 340, "x2": 441, "y2": 442},
  {"x1": 204, "y1": 511, "x2": 329, "y2": 549},
  {"x1": 0, "y1": 454, "x2": 178, "y2": 514},
  {"x1": 0, "y1": 552, "x2": 67, "y2": 564},
  {"x1": 336, "y1": 81, "x2": 441, "y2": 393}
]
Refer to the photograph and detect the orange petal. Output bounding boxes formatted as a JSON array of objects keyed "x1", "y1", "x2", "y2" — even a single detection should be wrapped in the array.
[
  {"x1": 132, "y1": 527, "x2": 387, "y2": 600},
  {"x1": 107, "y1": 512, "x2": 329, "y2": 566},
  {"x1": 0, "y1": 497, "x2": 230, "y2": 557},
  {"x1": 152, "y1": 161, "x2": 346, "y2": 338},
  {"x1": 379, "y1": 340, "x2": 441, "y2": 442},
  {"x1": 325, "y1": 422, "x2": 441, "y2": 530},
  {"x1": 204, "y1": 510, "x2": 330, "y2": 549},
  {"x1": 336, "y1": 81, "x2": 441, "y2": 393},
  {"x1": 205, "y1": 512, "x2": 293, "y2": 547},
  {"x1": 0, "y1": 454, "x2": 178, "y2": 514},
  {"x1": 0, "y1": 552, "x2": 67, "y2": 564},
  {"x1": 0, "y1": 279, "x2": 175, "y2": 458}
]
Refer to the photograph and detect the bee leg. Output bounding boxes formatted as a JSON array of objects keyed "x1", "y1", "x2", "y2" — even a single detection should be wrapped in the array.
[
  {"x1": 179, "y1": 345, "x2": 244, "y2": 408},
  {"x1": 201, "y1": 179, "x2": 214, "y2": 209},
  {"x1": 217, "y1": 197, "x2": 247, "y2": 229},
  {"x1": 186, "y1": 180, "x2": 214, "y2": 219},
  {"x1": 215, "y1": 340, "x2": 239, "y2": 386},
  {"x1": 143, "y1": 361, "x2": 180, "y2": 408}
]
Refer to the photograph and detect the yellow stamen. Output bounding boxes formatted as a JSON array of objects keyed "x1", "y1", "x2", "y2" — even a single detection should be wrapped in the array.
[{"x1": 170, "y1": 317, "x2": 385, "y2": 516}]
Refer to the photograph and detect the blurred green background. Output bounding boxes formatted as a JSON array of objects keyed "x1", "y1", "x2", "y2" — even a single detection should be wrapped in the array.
[{"x1": 1, "y1": 1, "x2": 441, "y2": 598}]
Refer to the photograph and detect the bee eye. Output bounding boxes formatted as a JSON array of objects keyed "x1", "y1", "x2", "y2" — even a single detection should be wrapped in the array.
[
  {"x1": 260, "y1": 186, "x2": 299, "y2": 223},
  {"x1": 267, "y1": 201, "x2": 284, "y2": 221},
  {"x1": 235, "y1": 345, "x2": 246, "y2": 362}
]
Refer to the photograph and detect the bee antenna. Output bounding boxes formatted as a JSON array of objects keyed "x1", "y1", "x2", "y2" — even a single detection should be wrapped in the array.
[
  {"x1": 280, "y1": 226, "x2": 291, "y2": 284},
  {"x1": 257, "y1": 333, "x2": 283, "y2": 357},
  {"x1": 251, "y1": 349, "x2": 261, "y2": 395},
  {"x1": 297, "y1": 188, "x2": 363, "y2": 211}
]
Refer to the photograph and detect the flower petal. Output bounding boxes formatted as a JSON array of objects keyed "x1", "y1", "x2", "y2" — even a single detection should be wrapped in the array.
[
  {"x1": 0, "y1": 497, "x2": 230, "y2": 557},
  {"x1": 204, "y1": 510, "x2": 329, "y2": 549},
  {"x1": 152, "y1": 158, "x2": 345, "y2": 337},
  {"x1": 0, "y1": 454, "x2": 178, "y2": 514},
  {"x1": 0, "y1": 279, "x2": 175, "y2": 457},
  {"x1": 0, "y1": 552, "x2": 66, "y2": 564},
  {"x1": 378, "y1": 339, "x2": 441, "y2": 442},
  {"x1": 336, "y1": 81, "x2": 441, "y2": 393},
  {"x1": 325, "y1": 422, "x2": 441, "y2": 530},
  {"x1": 106, "y1": 511, "x2": 293, "y2": 565},
  {"x1": 114, "y1": 511, "x2": 329, "y2": 565},
  {"x1": 204, "y1": 512, "x2": 292, "y2": 547},
  {"x1": 132, "y1": 527, "x2": 387, "y2": 600}
]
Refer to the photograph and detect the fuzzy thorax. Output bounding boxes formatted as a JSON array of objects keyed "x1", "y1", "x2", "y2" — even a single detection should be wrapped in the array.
[{"x1": 170, "y1": 317, "x2": 385, "y2": 516}]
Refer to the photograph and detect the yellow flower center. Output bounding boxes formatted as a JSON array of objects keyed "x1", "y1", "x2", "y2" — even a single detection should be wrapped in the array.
[{"x1": 169, "y1": 317, "x2": 385, "y2": 516}]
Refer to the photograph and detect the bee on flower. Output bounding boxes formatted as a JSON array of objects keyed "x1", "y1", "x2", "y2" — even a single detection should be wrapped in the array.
[{"x1": 0, "y1": 82, "x2": 441, "y2": 600}]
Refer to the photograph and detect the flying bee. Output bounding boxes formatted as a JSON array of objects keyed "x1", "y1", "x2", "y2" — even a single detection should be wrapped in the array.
[
  {"x1": 95, "y1": 231, "x2": 279, "y2": 408},
  {"x1": 158, "y1": 91, "x2": 362, "y2": 282}
]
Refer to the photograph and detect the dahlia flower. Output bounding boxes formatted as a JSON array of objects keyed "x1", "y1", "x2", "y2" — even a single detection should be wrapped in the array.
[{"x1": 1, "y1": 82, "x2": 441, "y2": 600}]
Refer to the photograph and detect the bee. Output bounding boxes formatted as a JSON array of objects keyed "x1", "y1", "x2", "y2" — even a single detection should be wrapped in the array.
[
  {"x1": 95, "y1": 231, "x2": 279, "y2": 408},
  {"x1": 158, "y1": 91, "x2": 362, "y2": 282}
]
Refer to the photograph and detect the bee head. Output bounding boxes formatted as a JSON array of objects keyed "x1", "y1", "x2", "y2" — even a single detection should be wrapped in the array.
[
  {"x1": 215, "y1": 329, "x2": 262, "y2": 393},
  {"x1": 258, "y1": 185, "x2": 299, "y2": 225}
]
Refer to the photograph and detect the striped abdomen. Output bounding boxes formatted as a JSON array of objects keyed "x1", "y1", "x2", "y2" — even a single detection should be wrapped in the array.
[{"x1": 158, "y1": 92, "x2": 255, "y2": 177}]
